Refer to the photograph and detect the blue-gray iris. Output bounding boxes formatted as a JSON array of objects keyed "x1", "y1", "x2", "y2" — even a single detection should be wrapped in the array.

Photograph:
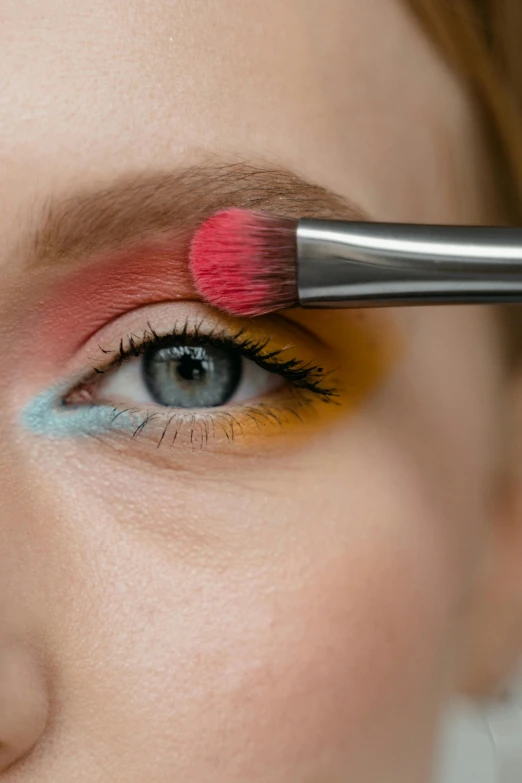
[{"x1": 143, "y1": 342, "x2": 242, "y2": 408}]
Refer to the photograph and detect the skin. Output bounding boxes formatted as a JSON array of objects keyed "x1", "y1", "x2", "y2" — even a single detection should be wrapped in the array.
[{"x1": 1, "y1": 0, "x2": 522, "y2": 781}]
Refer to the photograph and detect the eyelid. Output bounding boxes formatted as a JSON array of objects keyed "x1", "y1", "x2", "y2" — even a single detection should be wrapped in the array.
[
  {"x1": 60, "y1": 299, "x2": 333, "y2": 380},
  {"x1": 20, "y1": 238, "x2": 198, "y2": 365}
]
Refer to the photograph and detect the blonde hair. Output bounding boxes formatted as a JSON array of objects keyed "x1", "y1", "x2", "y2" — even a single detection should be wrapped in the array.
[
  {"x1": 406, "y1": 0, "x2": 522, "y2": 220},
  {"x1": 406, "y1": 0, "x2": 522, "y2": 358}
]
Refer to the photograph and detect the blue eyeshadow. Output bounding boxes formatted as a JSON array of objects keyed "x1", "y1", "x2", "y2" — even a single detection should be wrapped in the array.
[{"x1": 20, "y1": 383, "x2": 140, "y2": 439}]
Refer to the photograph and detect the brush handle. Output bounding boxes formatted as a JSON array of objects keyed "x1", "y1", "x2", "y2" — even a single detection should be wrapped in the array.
[{"x1": 296, "y1": 220, "x2": 522, "y2": 307}]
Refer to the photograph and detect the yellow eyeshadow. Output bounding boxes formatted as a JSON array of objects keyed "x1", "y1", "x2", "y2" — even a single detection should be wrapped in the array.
[{"x1": 219, "y1": 309, "x2": 400, "y2": 446}]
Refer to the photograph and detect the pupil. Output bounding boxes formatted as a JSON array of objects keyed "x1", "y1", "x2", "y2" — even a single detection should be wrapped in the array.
[{"x1": 177, "y1": 354, "x2": 206, "y2": 382}]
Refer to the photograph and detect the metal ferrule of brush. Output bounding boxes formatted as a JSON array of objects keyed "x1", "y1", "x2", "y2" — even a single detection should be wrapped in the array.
[{"x1": 296, "y1": 220, "x2": 522, "y2": 307}]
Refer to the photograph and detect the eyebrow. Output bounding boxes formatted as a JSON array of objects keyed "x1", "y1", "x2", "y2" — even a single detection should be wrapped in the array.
[{"x1": 21, "y1": 162, "x2": 367, "y2": 271}]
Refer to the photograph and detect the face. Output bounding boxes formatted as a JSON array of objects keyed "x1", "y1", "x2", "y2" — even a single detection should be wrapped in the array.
[{"x1": 0, "y1": 0, "x2": 511, "y2": 781}]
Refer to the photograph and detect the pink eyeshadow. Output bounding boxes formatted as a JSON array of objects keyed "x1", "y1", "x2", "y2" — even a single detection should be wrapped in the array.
[{"x1": 22, "y1": 237, "x2": 197, "y2": 366}]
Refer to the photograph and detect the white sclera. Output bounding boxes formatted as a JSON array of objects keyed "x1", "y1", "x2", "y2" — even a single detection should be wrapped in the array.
[{"x1": 95, "y1": 353, "x2": 286, "y2": 408}]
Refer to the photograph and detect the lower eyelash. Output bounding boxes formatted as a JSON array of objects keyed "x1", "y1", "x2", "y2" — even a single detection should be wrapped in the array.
[
  {"x1": 20, "y1": 381, "x2": 335, "y2": 448},
  {"x1": 98, "y1": 388, "x2": 330, "y2": 448}
]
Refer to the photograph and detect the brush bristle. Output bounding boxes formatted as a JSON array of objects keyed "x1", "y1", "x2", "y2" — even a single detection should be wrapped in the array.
[{"x1": 189, "y1": 208, "x2": 298, "y2": 316}]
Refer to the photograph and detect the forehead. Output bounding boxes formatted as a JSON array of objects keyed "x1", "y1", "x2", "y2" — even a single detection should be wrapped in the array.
[{"x1": 0, "y1": 0, "x2": 481, "y2": 280}]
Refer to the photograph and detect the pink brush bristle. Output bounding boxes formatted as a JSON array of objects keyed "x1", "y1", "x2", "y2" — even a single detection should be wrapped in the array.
[{"x1": 189, "y1": 208, "x2": 298, "y2": 317}]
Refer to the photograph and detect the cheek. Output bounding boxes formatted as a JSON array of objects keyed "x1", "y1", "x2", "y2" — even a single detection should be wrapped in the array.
[{"x1": 7, "y1": 431, "x2": 460, "y2": 782}]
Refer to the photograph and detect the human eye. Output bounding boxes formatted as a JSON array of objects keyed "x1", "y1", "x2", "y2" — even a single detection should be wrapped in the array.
[
  {"x1": 22, "y1": 301, "x2": 341, "y2": 453},
  {"x1": 73, "y1": 317, "x2": 338, "y2": 448}
]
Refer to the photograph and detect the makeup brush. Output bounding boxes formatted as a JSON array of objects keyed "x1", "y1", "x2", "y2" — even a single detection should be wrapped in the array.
[{"x1": 189, "y1": 207, "x2": 522, "y2": 317}]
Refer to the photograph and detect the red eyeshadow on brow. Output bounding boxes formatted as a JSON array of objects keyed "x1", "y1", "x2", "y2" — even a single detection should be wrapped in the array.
[{"x1": 25, "y1": 237, "x2": 198, "y2": 365}]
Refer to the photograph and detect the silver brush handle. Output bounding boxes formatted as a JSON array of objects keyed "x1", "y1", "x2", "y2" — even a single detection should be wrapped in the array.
[{"x1": 297, "y1": 220, "x2": 522, "y2": 307}]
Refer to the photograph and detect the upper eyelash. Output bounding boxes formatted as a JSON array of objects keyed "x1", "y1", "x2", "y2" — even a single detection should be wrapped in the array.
[{"x1": 89, "y1": 318, "x2": 340, "y2": 402}]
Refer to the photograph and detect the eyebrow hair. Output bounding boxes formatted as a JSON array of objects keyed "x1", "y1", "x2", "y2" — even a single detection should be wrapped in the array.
[{"x1": 22, "y1": 161, "x2": 367, "y2": 271}]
